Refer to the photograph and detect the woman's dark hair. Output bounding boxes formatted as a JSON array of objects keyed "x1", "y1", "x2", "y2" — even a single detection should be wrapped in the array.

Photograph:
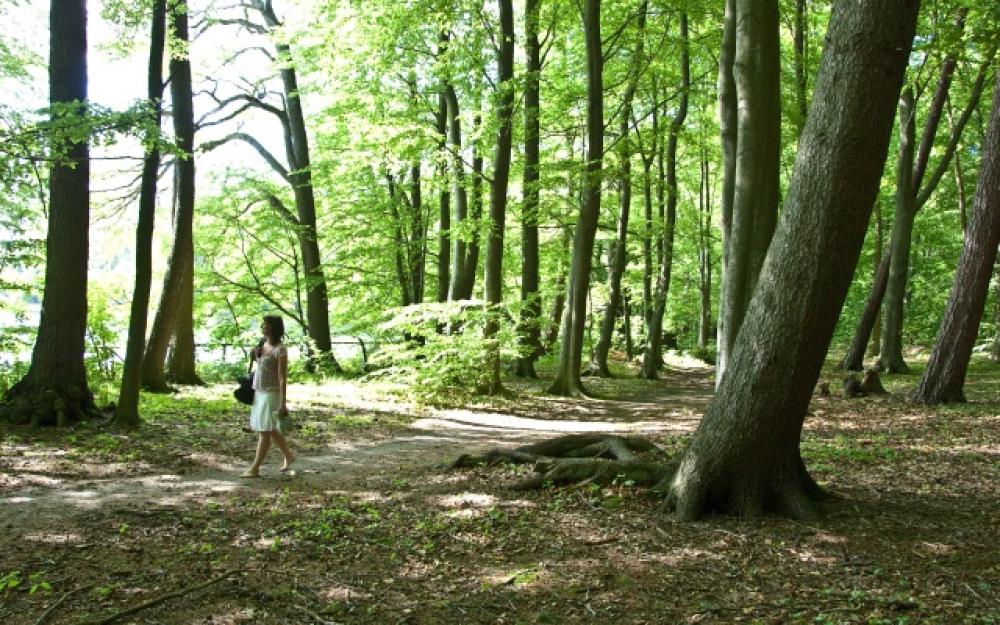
[{"x1": 263, "y1": 315, "x2": 285, "y2": 343}]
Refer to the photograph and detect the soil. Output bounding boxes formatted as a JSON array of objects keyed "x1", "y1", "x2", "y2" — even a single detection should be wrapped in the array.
[{"x1": 0, "y1": 358, "x2": 997, "y2": 624}]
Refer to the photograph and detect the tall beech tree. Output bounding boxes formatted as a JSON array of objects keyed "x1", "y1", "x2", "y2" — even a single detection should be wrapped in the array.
[
  {"x1": 2, "y1": 0, "x2": 94, "y2": 425},
  {"x1": 714, "y1": 0, "x2": 780, "y2": 387},
  {"x1": 659, "y1": 0, "x2": 919, "y2": 520},
  {"x1": 642, "y1": 12, "x2": 687, "y2": 380},
  {"x1": 143, "y1": 0, "x2": 202, "y2": 390},
  {"x1": 594, "y1": 2, "x2": 647, "y2": 378},
  {"x1": 116, "y1": 0, "x2": 167, "y2": 426},
  {"x1": 200, "y1": 0, "x2": 340, "y2": 370},
  {"x1": 482, "y1": 0, "x2": 515, "y2": 395},
  {"x1": 914, "y1": 73, "x2": 1000, "y2": 404},
  {"x1": 514, "y1": 0, "x2": 543, "y2": 378},
  {"x1": 548, "y1": 0, "x2": 603, "y2": 397}
]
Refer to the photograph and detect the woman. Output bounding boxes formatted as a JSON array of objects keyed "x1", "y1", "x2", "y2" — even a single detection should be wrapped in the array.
[{"x1": 242, "y1": 315, "x2": 295, "y2": 477}]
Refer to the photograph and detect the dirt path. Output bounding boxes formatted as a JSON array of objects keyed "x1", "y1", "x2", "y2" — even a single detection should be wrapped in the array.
[{"x1": 0, "y1": 365, "x2": 714, "y2": 532}]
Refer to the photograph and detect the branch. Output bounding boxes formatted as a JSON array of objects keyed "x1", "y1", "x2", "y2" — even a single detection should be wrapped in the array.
[{"x1": 200, "y1": 132, "x2": 290, "y2": 182}]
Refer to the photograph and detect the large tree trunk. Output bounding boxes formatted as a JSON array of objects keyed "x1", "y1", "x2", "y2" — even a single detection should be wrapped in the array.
[
  {"x1": 714, "y1": 0, "x2": 780, "y2": 388},
  {"x1": 878, "y1": 89, "x2": 916, "y2": 374},
  {"x1": 115, "y1": 0, "x2": 166, "y2": 427},
  {"x1": 548, "y1": 0, "x2": 603, "y2": 397},
  {"x1": 594, "y1": 3, "x2": 646, "y2": 378},
  {"x1": 515, "y1": 0, "x2": 543, "y2": 379},
  {"x1": 660, "y1": 0, "x2": 919, "y2": 521},
  {"x1": 914, "y1": 73, "x2": 1000, "y2": 403},
  {"x1": 482, "y1": 0, "x2": 515, "y2": 395},
  {"x1": 642, "y1": 13, "x2": 689, "y2": 380},
  {"x1": 840, "y1": 251, "x2": 891, "y2": 371},
  {"x1": 3, "y1": 0, "x2": 94, "y2": 426},
  {"x1": 143, "y1": 0, "x2": 199, "y2": 391}
]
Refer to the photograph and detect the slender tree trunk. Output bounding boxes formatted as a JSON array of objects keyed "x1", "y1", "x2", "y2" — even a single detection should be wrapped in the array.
[
  {"x1": 516, "y1": 0, "x2": 543, "y2": 378},
  {"x1": 144, "y1": 1, "x2": 200, "y2": 390},
  {"x1": 992, "y1": 266, "x2": 1000, "y2": 364},
  {"x1": 879, "y1": 89, "x2": 916, "y2": 374},
  {"x1": 594, "y1": 3, "x2": 646, "y2": 377},
  {"x1": 409, "y1": 162, "x2": 424, "y2": 302},
  {"x1": 445, "y1": 85, "x2": 470, "y2": 301},
  {"x1": 792, "y1": 0, "x2": 808, "y2": 135},
  {"x1": 841, "y1": 252, "x2": 891, "y2": 371},
  {"x1": 548, "y1": 0, "x2": 603, "y2": 397},
  {"x1": 642, "y1": 13, "x2": 689, "y2": 380},
  {"x1": 914, "y1": 74, "x2": 1000, "y2": 403},
  {"x1": 436, "y1": 91, "x2": 451, "y2": 303},
  {"x1": 483, "y1": 0, "x2": 515, "y2": 395},
  {"x1": 660, "y1": 0, "x2": 919, "y2": 521},
  {"x1": 545, "y1": 228, "x2": 571, "y2": 352},
  {"x1": 715, "y1": 0, "x2": 736, "y2": 383},
  {"x1": 387, "y1": 174, "x2": 412, "y2": 305},
  {"x1": 255, "y1": 2, "x2": 337, "y2": 366},
  {"x1": 3, "y1": 0, "x2": 93, "y2": 426},
  {"x1": 623, "y1": 291, "x2": 634, "y2": 359},
  {"x1": 641, "y1": 155, "x2": 653, "y2": 331},
  {"x1": 455, "y1": 113, "x2": 483, "y2": 300},
  {"x1": 715, "y1": 0, "x2": 780, "y2": 387},
  {"x1": 115, "y1": 0, "x2": 166, "y2": 427},
  {"x1": 869, "y1": 202, "x2": 884, "y2": 356},
  {"x1": 698, "y1": 150, "x2": 713, "y2": 349}
]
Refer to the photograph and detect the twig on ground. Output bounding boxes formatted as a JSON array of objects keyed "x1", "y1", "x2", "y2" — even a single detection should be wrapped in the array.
[
  {"x1": 75, "y1": 569, "x2": 236, "y2": 625},
  {"x1": 35, "y1": 584, "x2": 94, "y2": 625}
]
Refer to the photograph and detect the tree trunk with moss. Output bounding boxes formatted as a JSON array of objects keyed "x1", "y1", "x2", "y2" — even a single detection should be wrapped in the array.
[{"x1": 660, "y1": 0, "x2": 918, "y2": 520}]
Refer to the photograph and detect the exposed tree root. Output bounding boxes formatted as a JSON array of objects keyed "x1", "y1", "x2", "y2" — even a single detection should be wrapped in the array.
[
  {"x1": 1, "y1": 381, "x2": 98, "y2": 427},
  {"x1": 450, "y1": 434, "x2": 674, "y2": 490}
]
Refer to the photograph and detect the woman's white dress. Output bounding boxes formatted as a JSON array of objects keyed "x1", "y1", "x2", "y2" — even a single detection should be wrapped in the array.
[{"x1": 249, "y1": 343, "x2": 286, "y2": 432}]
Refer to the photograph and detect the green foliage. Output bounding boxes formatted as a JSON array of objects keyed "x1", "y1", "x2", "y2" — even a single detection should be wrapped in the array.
[{"x1": 365, "y1": 301, "x2": 524, "y2": 399}]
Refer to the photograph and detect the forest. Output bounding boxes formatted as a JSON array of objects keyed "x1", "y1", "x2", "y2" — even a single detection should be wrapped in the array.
[{"x1": 0, "y1": 0, "x2": 998, "y2": 623}]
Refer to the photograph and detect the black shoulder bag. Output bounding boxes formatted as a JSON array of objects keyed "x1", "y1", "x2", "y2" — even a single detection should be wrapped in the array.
[{"x1": 234, "y1": 340, "x2": 265, "y2": 405}]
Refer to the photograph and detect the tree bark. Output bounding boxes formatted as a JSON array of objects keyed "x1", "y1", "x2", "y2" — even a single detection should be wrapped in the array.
[
  {"x1": 914, "y1": 73, "x2": 1000, "y2": 403},
  {"x1": 482, "y1": 0, "x2": 515, "y2": 395},
  {"x1": 714, "y1": 0, "x2": 737, "y2": 382},
  {"x1": 115, "y1": 0, "x2": 166, "y2": 427},
  {"x1": 143, "y1": 0, "x2": 201, "y2": 390},
  {"x1": 436, "y1": 90, "x2": 451, "y2": 303},
  {"x1": 878, "y1": 88, "x2": 916, "y2": 374},
  {"x1": 660, "y1": 0, "x2": 919, "y2": 521},
  {"x1": 409, "y1": 162, "x2": 425, "y2": 303},
  {"x1": 715, "y1": 0, "x2": 780, "y2": 387},
  {"x1": 792, "y1": 0, "x2": 808, "y2": 135},
  {"x1": 841, "y1": 251, "x2": 891, "y2": 371},
  {"x1": 869, "y1": 201, "x2": 884, "y2": 356},
  {"x1": 594, "y1": 2, "x2": 646, "y2": 377},
  {"x1": 697, "y1": 150, "x2": 713, "y2": 349},
  {"x1": 515, "y1": 0, "x2": 543, "y2": 378},
  {"x1": 3, "y1": 0, "x2": 94, "y2": 426},
  {"x1": 548, "y1": 0, "x2": 603, "y2": 397},
  {"x1": 642, "y1": 12, "x2": 689, "y2": 379},
  {"x1": 445, "y1": 85, "x2": 471, "y2": 301}
]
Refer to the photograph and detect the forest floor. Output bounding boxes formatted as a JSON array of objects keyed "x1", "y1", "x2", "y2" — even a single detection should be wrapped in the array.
[{"x1": 0, "y1": 353, "x2": 998, "y2": 625}]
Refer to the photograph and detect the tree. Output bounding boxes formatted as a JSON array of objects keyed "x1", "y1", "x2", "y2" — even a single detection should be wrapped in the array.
[
  {"x1": 714, "y1": 0, "x2": 780, "y2": 387},
  {"x1": 514, "y1": 0, "x2": 543, "y2": 379},
  {"x1": 641, "y1": 11, "x2": 688, "y2": 380},
  {"x1": 482, "y1": 0, "x2": 515, "y2": 395},
  {"x1": 594, "y1": 1, "x2": 647, "y2": 378},
  {"x1": 143, "y1": 0, "x2": 203, "y2": 389},
  {"x1": 548, "y1": 0, "x2": 603, "y2": 397},
  {"x1": 913, "y1": 72, "x2": 1000, "y2": 404},
  {"x1": 2, "y1": 0, "x2": 95, "y2": 425},
  {"x1": 661, "y1": 0, "x2": 919, "y2": 520},
  {"x1": 199, "y1": 0, "x2": 341, "y2": 371},
  {"x1": 116, "y1": 0, "x2": 168, "y2": 426}
]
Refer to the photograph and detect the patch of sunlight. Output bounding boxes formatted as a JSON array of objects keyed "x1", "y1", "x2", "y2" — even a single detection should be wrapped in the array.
[
  {"x1": 319, "y1": 489, "x2": 393, "y2": 503},
  {"x1": 641, "y1": 547, "x2": 723, "y2": 565},
  {"x1": 435, "y1": 492, "x2": 497, "y2": 509},
  {"x1": 319, "y1": 583, "x2": 370, "y2": 601},
  {"x1": 791, "y1": 548, "x2": 839, "y2": 565},
  {"x1": 810, "y1": 530, "x2": 848, "y2": 545},
  {"x1": 482, "y1": 565, "x2": 544, "y2": 588},
  {"x1": 4, "y1": 496, "x2": 34, "y2": 503},
  {"x1": 413, "y1": 410, "x2": 672, "y2": 433},
  {"x1": 23, "y1": 532, "x2": 82, "y2": 544},
  {"x1": 661, "y1": 351, "x2": 715, "y2": 370}
]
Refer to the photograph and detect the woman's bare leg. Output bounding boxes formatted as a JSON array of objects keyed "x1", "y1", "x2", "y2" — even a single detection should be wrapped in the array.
[
  {"x1": 270, "y1": 431, "x2": 295, "y2": 469},
  {"x1": 247, "y1": 433, "x2": 271, "y2": 474}
]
